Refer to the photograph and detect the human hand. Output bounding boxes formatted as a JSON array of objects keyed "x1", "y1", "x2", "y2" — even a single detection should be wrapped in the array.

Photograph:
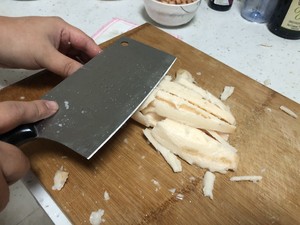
[
  {"x1": 0, "y1": 16, "x2": 101, "y2": 76},
  {"x1": 0, "y1": 100, "x2": 59, "y2": 212}
]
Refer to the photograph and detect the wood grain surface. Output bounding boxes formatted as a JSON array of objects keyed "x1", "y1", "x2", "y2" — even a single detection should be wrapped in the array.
[{"x1": 0, "y1": 24, "x2": 299, "y2": 225}]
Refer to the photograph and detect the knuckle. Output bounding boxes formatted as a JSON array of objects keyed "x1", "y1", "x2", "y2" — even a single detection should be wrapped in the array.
[
  {"x1": 31, "y1": 101, "x2": 47, "y2": 119},
  {"x1": 32, "y1": 101, "x2": 42, "y2": 118},
  {"x1": 63, "y1": 61, "x2": 78, "y2": 76},
  {"x1": 50, "y1": 16, "x2": 64, "y2": 23},
  {"x1": 9, "y1": 101, "x2": 26, "y2": 119}
]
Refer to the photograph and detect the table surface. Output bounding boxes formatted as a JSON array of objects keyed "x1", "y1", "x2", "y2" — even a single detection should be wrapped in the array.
[{"x1": 0, "y1": 0, "x2": 299, "y2": 224}]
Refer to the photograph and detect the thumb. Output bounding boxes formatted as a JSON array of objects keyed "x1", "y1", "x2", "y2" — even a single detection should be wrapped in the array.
[{"x1": 0, "y1": 100, "x2": 59, "y2": 134}]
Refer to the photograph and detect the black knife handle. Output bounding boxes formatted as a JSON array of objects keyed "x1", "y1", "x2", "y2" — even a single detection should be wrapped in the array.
[{"x1": 0, "y1": 124, "x2": 37, "y2": 145}]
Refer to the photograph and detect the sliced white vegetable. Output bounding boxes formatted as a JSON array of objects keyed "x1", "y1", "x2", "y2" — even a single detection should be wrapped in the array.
[
  {"x1": 202, "y1": 171, "x2": 216, "y2": 200},
  {"x1": 104, "y1": 191, "x2": 110, "y2": 201},
  {"x1": 176, "y1": 193, "x2": 184, "y2": 200},
  {"x1": 207, "y1": 130, "x2": 237, "y2": 153},
  {"x1": 169, "y1": 188, "x2": 176, "y2": 194},
  {"x1": 279, "y1": 105, "x2": 298, "y2": 119},
  {"x1": 52, "y1": 166, "x2": 69, "y2": 191},
  {"x1": 151, "y1": 119, "x2": 238, "y2": 173},
  {"x1": 153, "y1": 92, "x2": 236, "y2": 133},
  {"x1": 151, "y1": 179, "x2": 161, "y2": 192},
  {"x1": 132, "y1": 69, "x2": 239, "y2": 176},
  {"x1": 175, "y1": 69, "x2": 230, "y2": 112},
  {"x1": 220, "y1": 86, "x2": 235, "y2": 101},
  {"x1": 89, "y1": 209, "x2": 105, "y2": 225},
  {"x1": 158, "y1": 79, "x2": 235, "y2": 124},
  {"x1": 143, "y1": 128, "x2": 182, "y2": 172},
  {"x1": 131, "y1": 111, "x2": 161, "y2": 127}
]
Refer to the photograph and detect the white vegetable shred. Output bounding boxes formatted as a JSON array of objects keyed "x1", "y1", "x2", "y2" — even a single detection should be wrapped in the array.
[
  {"x1": 279, "y1": 105, "x2": 298, "y2": 119},
  {"x1": 220, "y1": 86, "x2": 235, "y2": 101},
  {"x1": 51, "y1": 166, "x2": 69, "y2": 191},
  {"x1": 202, "y1": 171, "x2": 216, "y2": 200},
  {"x1": 89, "y1": 209, "x2": 105, "y2": 225}
]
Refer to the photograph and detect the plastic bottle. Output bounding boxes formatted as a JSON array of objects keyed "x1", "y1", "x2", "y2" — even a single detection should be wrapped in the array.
[
  {"x1": 267, "y1": 0, "x2": 300, "y2": 39},
  {"x1": 241, "y1": 0, "x2": 278, "y2": 23},
  {"x1": 208, "y1": 0, "x2": 233, "y2": 11}
]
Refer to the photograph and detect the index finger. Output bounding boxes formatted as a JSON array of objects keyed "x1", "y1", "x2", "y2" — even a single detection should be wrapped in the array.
[{"x1": 61, "y1": 24, "x2": 101, "y2": 59}]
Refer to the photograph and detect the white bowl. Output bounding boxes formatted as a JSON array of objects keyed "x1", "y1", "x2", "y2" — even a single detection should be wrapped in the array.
[{"x1": 144, "y1": 0, "x2": 201, "y2": 27}]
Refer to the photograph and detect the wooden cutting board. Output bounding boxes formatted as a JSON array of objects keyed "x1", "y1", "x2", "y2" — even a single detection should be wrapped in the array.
[{"x1": 1, "y1": 24, "x2": 299, "y2": 225}]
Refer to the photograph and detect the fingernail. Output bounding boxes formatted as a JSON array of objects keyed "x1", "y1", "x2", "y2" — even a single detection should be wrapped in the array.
[{"x1": 45, "y1": 101, "x2": 59, "y2": 112}]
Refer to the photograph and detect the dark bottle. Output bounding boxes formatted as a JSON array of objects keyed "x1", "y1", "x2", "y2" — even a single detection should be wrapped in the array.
[
  {"x1": 208, "y1": 0, "x2": 233, "y2": 11},
  {"x1": 267, "y1": 0, "x2": 300, "y2": 40}
]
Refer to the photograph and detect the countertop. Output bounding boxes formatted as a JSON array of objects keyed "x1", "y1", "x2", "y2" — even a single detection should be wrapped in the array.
[
  {"x1": 0, "y1": 0, "x2": 299, "y2": 103},
  {"x1": 0, "y1": 0, "x2": 299, "y2": 224}
]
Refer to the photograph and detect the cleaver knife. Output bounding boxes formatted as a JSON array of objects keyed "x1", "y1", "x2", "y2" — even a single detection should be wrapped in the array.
[{"x1": 0, "y1": 37, "x2": 176, "y2": 159}]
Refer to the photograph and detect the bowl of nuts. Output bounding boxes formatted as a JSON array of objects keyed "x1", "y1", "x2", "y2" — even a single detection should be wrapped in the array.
[{"x1": 144, "y1": 0, "x2": 201, "y2": 27}]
